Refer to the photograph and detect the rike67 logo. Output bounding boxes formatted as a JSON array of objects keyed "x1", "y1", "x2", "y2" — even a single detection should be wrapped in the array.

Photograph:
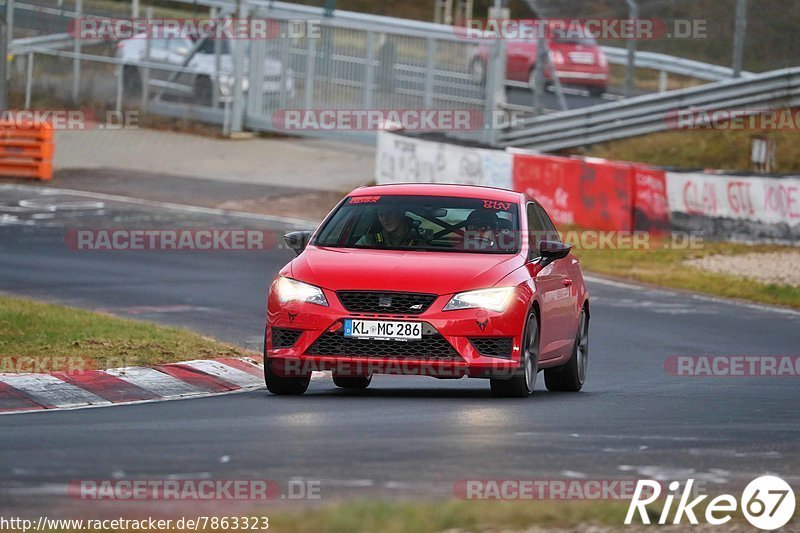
[{"x1": 626, "y1": 476, "x2": 796, "y2": 530}]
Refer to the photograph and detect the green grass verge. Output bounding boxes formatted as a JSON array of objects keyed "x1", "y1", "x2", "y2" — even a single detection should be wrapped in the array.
[
  {"x1": 0, "y1": 295, "x2": 257, "y2": 372},
  {"x1": 583, "y1": 127, "x2": 800, "y2": 173},
  {"x1": 575, "y1": 239, "x2": 800, "y2": 309},
  {"x1": 264, "y1": 500, "x2": 630, "y2": 533},
  {"x1": 36, "y1": 498, "x2": 787, "y2": 532}
]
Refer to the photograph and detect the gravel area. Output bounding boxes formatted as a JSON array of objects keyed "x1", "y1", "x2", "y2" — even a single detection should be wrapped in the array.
[{"x1": 685, "y1": 251, "x2": 800, "y2": 286}]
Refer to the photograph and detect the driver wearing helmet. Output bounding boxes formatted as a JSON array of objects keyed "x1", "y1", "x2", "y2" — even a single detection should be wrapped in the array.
[
  {"x1": 357, "y1": 205, "x2": 424, "y2": 247},
  {"x1": 464, "y1": 209, "x2": 501, "y2": 250}
]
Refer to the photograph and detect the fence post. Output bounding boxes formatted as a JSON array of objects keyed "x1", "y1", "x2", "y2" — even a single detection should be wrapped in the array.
[
  {"x1": 211, "y1": 6, "x2": 220, "y2": 108},
  {"x1": 532, "y1": 34, "x2": 547, "y2": 115},
  {"x1": 625, "y1": 0, "x2": 638, "y2": 97},
  {"x1": 72, "y1": 0, "x2": 83, "y2": 103},
  {"x1": 230, "y1": 0, "x2": 248, "y2": 133},
  {"x1": 304, "y1": 37, "x2": 317, "y2": 110},
  {"x1": 115, "y1": 64, "x2": 123, "y2": 114},
  {"x1": 0, "y1": 24, "x2": 6, "y2": 111},
  {"x1": 5, "y1": 0, "x2": 13, "y2": 82},
  {"x1": 482, "y1": 38, "x2": 505, "y2": 145},
  {"x1": 140, "y1": 6, "x2": 152, "y2": 112},
  {"x1": 24, "y1": 52, "x2": 32, "y2": 109},
  {"x1": 363, "y1": 30, "x2": 375, "y2": 109},
  {"x1": 422, "y1": 37, "x2": 436, "y2": 109}
]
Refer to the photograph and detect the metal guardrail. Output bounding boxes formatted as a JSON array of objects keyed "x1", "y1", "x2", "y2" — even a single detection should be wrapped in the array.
[
  {"x1": 5, "y1": 0, "x2": 758, "y2": 146},
  {"x1": 601, "y1": 46, "x2": 753, "y2": 81},
  {"x1": 498, "y1": 67, "x2": 800, "y2": 150}
]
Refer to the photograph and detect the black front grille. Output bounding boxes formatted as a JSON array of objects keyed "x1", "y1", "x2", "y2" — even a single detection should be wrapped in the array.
[
  {"x1": 272, "y1": 328, "x2": 303, "y2": 349},
  {"x1": 307, "y1": 332, "x2": 459, "y2": 360},
  {"x1": 469, "y1": 337, "x2": 514, "y2": 358},
  {"x1": 336, "y1": 291, "x2": 437, "y2": 315}
]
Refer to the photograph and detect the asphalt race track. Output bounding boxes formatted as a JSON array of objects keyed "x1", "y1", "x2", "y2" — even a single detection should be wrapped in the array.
[{"x1": 1, "y1": 184, "x2": 799, "y2": 516}]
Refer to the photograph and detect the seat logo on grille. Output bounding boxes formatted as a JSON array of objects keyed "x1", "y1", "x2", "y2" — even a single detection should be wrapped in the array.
[{"x1": 378, "y1": 296, "x2": 393, "y2": 307}]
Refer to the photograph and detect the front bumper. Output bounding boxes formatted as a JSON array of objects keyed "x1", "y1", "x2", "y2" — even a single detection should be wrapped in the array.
[
  {"x1": 265, "y1": 288, "x2": 528, "y2": 379},
  {"x1": 553, "y1": 68, "x2": 609, "y2": 86}
]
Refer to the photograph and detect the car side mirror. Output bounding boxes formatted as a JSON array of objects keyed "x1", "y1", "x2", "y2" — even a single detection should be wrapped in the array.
[
  {"x1": 536, "y1": 240, "x2": 572, "y2": 268},
  {"x1": 284, "y1": 231, "x2": 312, "y2": 256}
]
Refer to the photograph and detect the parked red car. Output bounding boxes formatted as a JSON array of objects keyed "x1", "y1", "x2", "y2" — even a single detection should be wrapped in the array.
[
  {"x1": 470, "y1": 23, "x2": 609, "y2": 96},
  {"x1": 264, "y1": 184, "x2": 589, "y2": 397}
]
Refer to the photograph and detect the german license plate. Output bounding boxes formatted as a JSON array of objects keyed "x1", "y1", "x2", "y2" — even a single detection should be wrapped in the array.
[{"x1": 343, "y1": 319, "x2": 422, "y2": 341}]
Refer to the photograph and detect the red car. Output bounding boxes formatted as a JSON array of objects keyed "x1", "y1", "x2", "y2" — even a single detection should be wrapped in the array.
[
  {"x1": 264, "y1": 184, "x2": 589, "y2": 397},
  {"x1": 471, "y1": 24, "x2": 609, "y2": 96}
]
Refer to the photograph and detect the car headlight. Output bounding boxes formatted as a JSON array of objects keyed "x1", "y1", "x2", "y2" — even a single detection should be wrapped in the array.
[
  {"x1": 443, "y1": 286, "x2": 515, "y2": 313},
  {"x1": 274, "y1": 276, "x2": 328, "y2": 306}
]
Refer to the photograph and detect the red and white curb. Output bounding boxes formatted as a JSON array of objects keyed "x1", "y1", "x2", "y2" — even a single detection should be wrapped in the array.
[{"x1": 0, "y1": 357, "x2": 271, "y2": 415}]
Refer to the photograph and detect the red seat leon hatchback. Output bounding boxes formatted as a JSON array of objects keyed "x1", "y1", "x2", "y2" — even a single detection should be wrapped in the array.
[{"x1": 264, "y1": 184, "x2": 589, "y2": 397}]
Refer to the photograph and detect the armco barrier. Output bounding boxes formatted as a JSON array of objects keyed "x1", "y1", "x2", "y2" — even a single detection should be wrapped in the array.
[{"x1": 0, "y1": 120, "x2": 54, "y2": 180}]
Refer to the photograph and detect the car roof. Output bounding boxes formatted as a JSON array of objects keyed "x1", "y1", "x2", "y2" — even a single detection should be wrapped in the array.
[{"x1": 348, "y1": 183, "x2": 522, "y2": 202}]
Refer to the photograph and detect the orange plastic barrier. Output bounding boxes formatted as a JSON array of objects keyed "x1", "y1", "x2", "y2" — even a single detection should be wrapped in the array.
[{"x1": 0, "y1": 120, "x2": 54, "y2": 180}]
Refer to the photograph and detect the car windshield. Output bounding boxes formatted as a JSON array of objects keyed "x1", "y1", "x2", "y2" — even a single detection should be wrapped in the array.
[{"x1": 314, "y1": 195, "x2": 520, "y2": 254}]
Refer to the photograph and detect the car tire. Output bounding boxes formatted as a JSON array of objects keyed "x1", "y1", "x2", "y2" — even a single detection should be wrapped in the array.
[
  {"x1": 490, "y1": 312, "x2": 538, "y2": 398},
  {"x1": 333, "y1": 374, "x2": 372, "y2": 389},
  {"x1": 264, "y1": 359, "x2": 310, "y2": 395},
  {"x1": 123, "y1": 65, "x2": 141, "y2": 97},
  {"x1": 194, "y1": 76, "x2": 214, "y2": 106},
  {"x1": 588, "y1": 86, "x2": 606, "y2": 98},
  {"x1": 545, "y1": 308, "x2": 588, "y2": 392},
  {"x1": 527, "y1": 66, "x2": 540, "y2": 90}
]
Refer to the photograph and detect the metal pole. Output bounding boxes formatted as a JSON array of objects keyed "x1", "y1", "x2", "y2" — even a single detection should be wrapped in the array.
[
  {"x1": 0, "y1": 23, "x2": 7, "y2": 110},
  {"x1": 115, "y1": 64, "x2": 123, "y2": 114},
  {"x1": 483, "y1": 0, "x2": 506, "y2": 144},
  {"x1": 422, "y1": 37, "x2": 435, "y2": 108},
  {"x1": 6, "y1": 0, "x2": 14, "y2": 81},
  {"x1": 25, "y1": 51, "x2": 33, "y2": 109},
  {"x1": 304, "y1": 37, "x2": 316, "y2": 110},
  {"x1": 532, "y1": 32, "x2": 546, "y2": 115},
  {"x1": 732, "y1": 0, "x2": 747, "y2": 78},
  {"x1": 363, "y1": 30, "x2": 375, "y2": 109},
  {"x1": 625, "y1": 0, "x2": 638, "y2": 97},
  {"x1": 72, "y1": 0, "x2": 83, "y2": 103},
  {"x1": 140, "y1": 6, "x2": 152, "y2": 111},
  {"x1": 537, "y1": 30, "x2": 567, "y2": 111},
  {"x1": 230, "y1": 0, "x2": 247, "y2": 133},
  {"x1": 211, "y1": 6, "x2": 220, "y2": 108},
  {"x1": 132, "y1": 0, "x2": 140, "y2": 18},
  {"x1": 658, "y1": 70, "x2": 667, "y2": 93}
]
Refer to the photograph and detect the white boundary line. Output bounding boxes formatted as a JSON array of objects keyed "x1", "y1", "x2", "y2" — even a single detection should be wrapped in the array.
[{"x1": 0, "y1": 183, "x2": 319, "y2": 228}]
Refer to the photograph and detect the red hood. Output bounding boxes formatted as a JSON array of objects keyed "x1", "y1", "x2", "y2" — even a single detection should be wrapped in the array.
[{"x1": 289, "y1": 246, "x2": 524, "y2": 295}]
